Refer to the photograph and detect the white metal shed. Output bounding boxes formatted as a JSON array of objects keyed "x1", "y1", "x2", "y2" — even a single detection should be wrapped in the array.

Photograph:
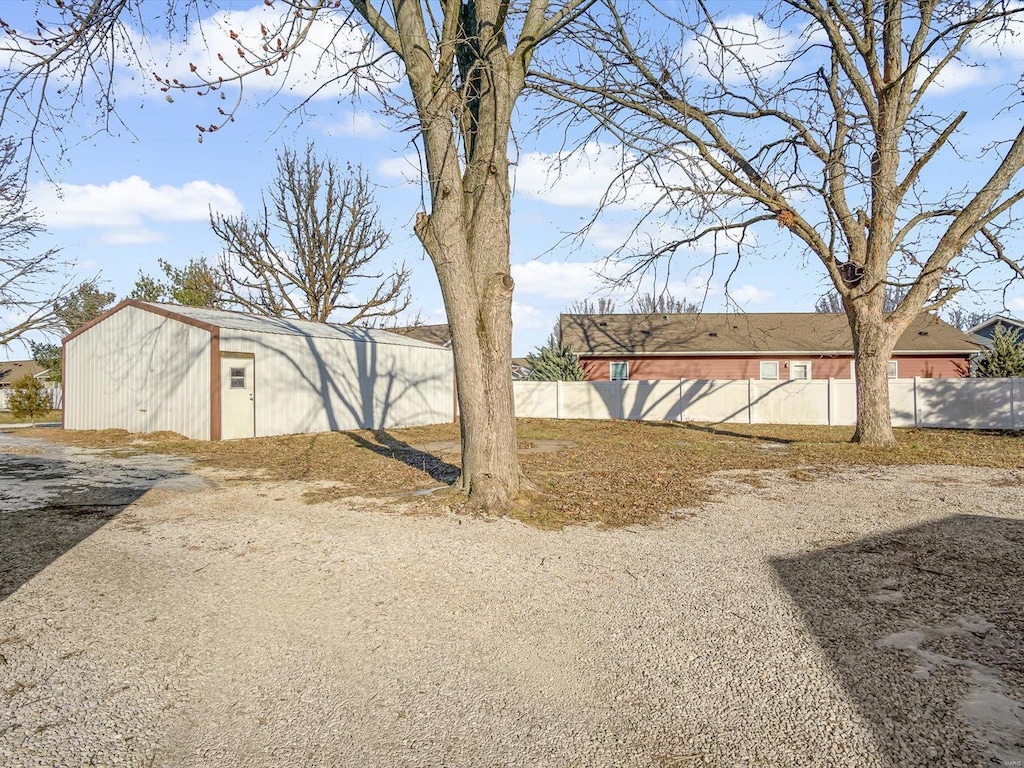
[{"x1": 63, "y1": 300, "x2": 455, "y2": 440}]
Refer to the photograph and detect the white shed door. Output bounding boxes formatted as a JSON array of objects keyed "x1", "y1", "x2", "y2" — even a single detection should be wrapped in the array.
[{"x1": 220, "y1": 354, "x2": 255, "y2": 440}]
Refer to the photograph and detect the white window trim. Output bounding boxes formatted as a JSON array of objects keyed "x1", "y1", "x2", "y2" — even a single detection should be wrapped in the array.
[
  {"x1": 887, "y1": 360, "x2": 898, "y2": 379},
  {"x1": 759, "y1": 361, "x2": 779, "y2": 380},
  {"x1": 610, "y1": 361, "x2": 629, "y2": 381},
  {"x1": 789, "y1": 361, "x2": 812, "y2": 380},
  {"x1": 850, "y1": 360, "x2": 899, "y2": 379}
]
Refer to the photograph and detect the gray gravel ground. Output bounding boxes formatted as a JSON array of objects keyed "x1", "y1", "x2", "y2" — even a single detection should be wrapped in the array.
[{"x1": 1, "y1": 433, "x2": 1023, "y2": 767}]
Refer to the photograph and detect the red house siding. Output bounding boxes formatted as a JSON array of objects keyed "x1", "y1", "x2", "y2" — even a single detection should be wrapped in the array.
[{"x1": 580, "y1": 354, "x2": 970, "y2": 381}]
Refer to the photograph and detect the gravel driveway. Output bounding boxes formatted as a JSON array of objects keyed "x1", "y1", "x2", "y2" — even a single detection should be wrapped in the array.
[{"x1": 1, "y1": 433, "x2": 1023, "y2": 767}]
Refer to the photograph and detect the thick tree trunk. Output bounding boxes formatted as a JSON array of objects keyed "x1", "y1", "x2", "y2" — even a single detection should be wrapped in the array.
[
  {"x1": 849, "y1": 311, "x2": 899, "y2": 447},
  {"x1": 448, "y1": 277, "x2": 521, "y2": 512},
  {"x1": 415, "y1": 206, "x2": 522, "y2": 515}
]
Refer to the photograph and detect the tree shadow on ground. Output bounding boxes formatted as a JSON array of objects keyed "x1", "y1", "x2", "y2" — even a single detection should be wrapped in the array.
[
  {"x1": 0, "y1": 439, "x2": 191, "y2": 602},
  {"x1": 345, "y1": 430, "x2": 460, "y2": 485},
  {"x1": 676, "y1": 422, "x2": 797, "y2": 444},
  {"x1": 772, "y1": 513, "x2": 1024, "y2": 766}
]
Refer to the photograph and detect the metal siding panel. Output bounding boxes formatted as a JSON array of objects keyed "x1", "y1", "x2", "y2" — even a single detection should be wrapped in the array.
[
  {"x1": 64, "y1": 306, "x2": 210, "y2": 439},
  {"x1": 218, "y1": 329, "x2": 454, "y2": 436}
]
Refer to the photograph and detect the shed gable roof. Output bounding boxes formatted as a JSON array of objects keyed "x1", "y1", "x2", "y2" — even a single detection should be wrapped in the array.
[
  {"x1": 561, "y1": 312, "x2": 980, "y2": 356},
  {"x1": 66, "y1": 300, "x2": 448, "y2": 351}
]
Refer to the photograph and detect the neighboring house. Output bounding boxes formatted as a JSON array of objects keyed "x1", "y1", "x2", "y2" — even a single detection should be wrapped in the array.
[
  {"x1": 968, "y1": 315, "x2": 1024, "y2": 348},
  {"x1": 511, "y1": 357, "x2": 534, "y2": 381},
  {"x1": 0, "y1": 360, "x2": 52, "y2": 388},
  {"x1": 561, "y1": 312, "x2": 980, "y2": 382},
  {"x1": 389, "y1": 324, "x2": 452, "y2": 348},
  {"x1": 391, "y1": 323, "x2": 535, "y2": 379},
  {"x1": 63, "y1": 300, "x2": 454, "y2": 440}
]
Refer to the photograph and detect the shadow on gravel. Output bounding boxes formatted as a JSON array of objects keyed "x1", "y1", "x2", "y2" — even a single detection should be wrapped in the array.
[
  {"x1": 772, "y1": 514, "x2": 1024, "y2": 766},
  {"x1": 0, "y1": 444, "x2": 190, "y2": 602}
]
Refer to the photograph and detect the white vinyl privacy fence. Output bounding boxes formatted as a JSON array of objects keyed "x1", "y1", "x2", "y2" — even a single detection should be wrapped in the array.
[
  {"x1": 0, "y1": 386, "x2": 62, "y2": 412},
  {"x1": 513, "y1": 378, "x2": 1024, "y2": 430}
]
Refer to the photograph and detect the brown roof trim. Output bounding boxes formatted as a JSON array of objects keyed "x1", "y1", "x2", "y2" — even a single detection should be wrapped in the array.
[
  {"x1": 60, "y1": 344, "x2": 65, "y2": 430},
  {"x1": 210, "y1": 328, "x2": 221, "y2": 441},
  {"x1": 578, "y1": 349, "x2": 978, "y2": 358},
  {"x1": 62, "y1": 299, "x2": 220, "y2": 344}
]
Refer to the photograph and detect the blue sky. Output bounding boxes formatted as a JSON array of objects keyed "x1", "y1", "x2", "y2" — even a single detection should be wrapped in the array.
[{"x1": 2, "y1": 1, "x2": 1023, "y2": 362}]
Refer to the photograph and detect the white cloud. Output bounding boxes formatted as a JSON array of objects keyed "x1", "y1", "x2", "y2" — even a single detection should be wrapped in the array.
[
  {"x1": 512, "y1": 258, "x2": 716, "y2": 310},
  {"x1": 512, "y1": 301, "x2": 550, "y2": 332},
  {"x1": 320, "y1": 111, "x2": 386, "y2": 139},
  {"x1": 516, "y1": 141, "x2": 733, "y2": 215},
  {"x1": 127, "y1": 5, "x2": 397, "y2": 101},
  {"x1": 680, "y1": 14, "x2": 801, "y2": 84},
  {"x1": 512, "y1": 260, "x2": 614, "y2": 301},
  {"x1": 729, "y1": 284, "x2": 774, "y2": 305},
  {"x1": 917, "y1": 57, "x2": 989, "y2": 93},
  {"x1": 516, "y1": 141, "x2": 695, "y2": 210},
  {"x1": 1008, "y1": 296, "x2": 1024, "y2": 311},
  {"x1": 30, "y1": 176, "x2": 243, "y2": 234},
  {"x1": 968, "y1": 15, "x2": 1024, "y2": 61},
  {"x1": 378, "y1": 153, "x2": 421, "y2": 185}
]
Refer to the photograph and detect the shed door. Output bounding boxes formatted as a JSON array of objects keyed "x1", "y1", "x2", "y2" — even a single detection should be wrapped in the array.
[{"x1": 220, "y1": 353, "x2": 255, "y2": 440}]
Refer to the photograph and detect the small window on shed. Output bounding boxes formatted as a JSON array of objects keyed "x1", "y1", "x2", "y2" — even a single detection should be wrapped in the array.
[
  {"x1": 610, "y1": 361, "x2": 629, "y2": 381},
  {"x1": 760, "y1": 361, "x2": 779, "y2": 380},
  {"x1": 887, "y1": 360, "x2": 898, "y2": 379},
  {"x1": 229, "y1": 367, "x2": 246, "y2": 389}
]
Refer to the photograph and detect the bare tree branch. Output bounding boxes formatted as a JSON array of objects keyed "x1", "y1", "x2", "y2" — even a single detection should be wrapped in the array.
[{"x1": 211, "y1": 144, "x2": 409, "y2": 325}]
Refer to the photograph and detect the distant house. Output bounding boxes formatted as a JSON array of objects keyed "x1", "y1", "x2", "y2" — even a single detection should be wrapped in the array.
[
  {"x1": 968, "y1": 315, "x2": 1024, "y2": 348},
  {"x1": 389, "y1": 324, "x2": 452, "y2": 348},
  {"x1": 511, "y1": 357, "x2": 534, "y2": 381},
  {"x1": 391, "y1": 323, "x2": 534, "y2": 379},
  {"x1": 561, "y1": 312, "x2": 980, "y2": 382},
  {"x1": 0, "y1": 360, "x2": 52, "y2": 388}
]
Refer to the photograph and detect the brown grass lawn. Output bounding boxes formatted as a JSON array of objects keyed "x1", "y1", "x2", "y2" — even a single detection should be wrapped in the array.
[
  {"x1": 16, "y1": 419, "x2": 1024, "y2": 528},
  {"x1": 0, "y1": 410, "x2": 62, "y2": 425}
]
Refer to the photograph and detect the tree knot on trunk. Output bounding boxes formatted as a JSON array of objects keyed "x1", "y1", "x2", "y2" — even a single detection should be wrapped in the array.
[{"x1": 483, "y1": 272, "x2": 515, "y2": 296}]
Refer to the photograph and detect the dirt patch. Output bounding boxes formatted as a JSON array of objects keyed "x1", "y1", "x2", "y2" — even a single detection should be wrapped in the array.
[
  {"x1": 411, "y1": 439, "x2": 577, "y2": 455},
  {"x1": 0, "y1": 445, "x2": 41, "y2": 455},
  {"x1": 18, "y1": 419, "x2": 1024, "y2": 528},
  {"x1": 301, "y1": 483, "x2": 357, "y2": 505}
]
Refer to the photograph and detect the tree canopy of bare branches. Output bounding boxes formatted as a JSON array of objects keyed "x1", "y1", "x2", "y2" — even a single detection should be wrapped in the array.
[
  {"x1": 535, "y1": 0, "x2": 1024, "y2": 446},
  {"x1": 211, "y1": 145, "x2": 408, "y2": 325},
  {"x1": 0, "y1": 137, "x2": 70, "y2": 347},
  {"x1": 0, "y1": 0, "x2": 591, "y2": 512},
  {"x1": 815, "y1": 287, "x2": 907, "y2": 315}
]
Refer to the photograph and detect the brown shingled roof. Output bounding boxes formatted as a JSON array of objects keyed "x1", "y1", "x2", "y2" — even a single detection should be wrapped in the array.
[
  {"x1": 560, "y1": 313, "x2": 981, "y2": 356},
  {"x1": 386, "y1": 324, "x2": 452, "y2": 347},
  {"x1": 0, "y1": 360, "x2": 49, "y2": 386}
]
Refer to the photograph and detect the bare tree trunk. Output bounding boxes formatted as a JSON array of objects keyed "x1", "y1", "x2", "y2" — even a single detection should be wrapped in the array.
[
  {"x1": 414, "y1": 137, "x2": 523, "y2": 511},
  {"x1": 449, "y1": 278, "x2": 520, "y2": 509},
  {"x1": 850, "y1": 309, "x2": 898, "y2": 447}
]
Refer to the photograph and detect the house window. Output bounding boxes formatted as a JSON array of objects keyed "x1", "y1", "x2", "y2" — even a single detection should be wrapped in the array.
[
  {"x1": 790, "y1": 361, "x2": 811, "y2": 380},
  {"x1": 851, "y1": 361, "x2": 899, "y2": 379},
  {"x1": 229, "y1": 368, "x2": 246, "y2": 389},
  {"x1": 759, "y1": 361, "x2": 779, "y2": 380},
  {"x1": 610, "y1": 361, "x2": 629, "y2": 381}
]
